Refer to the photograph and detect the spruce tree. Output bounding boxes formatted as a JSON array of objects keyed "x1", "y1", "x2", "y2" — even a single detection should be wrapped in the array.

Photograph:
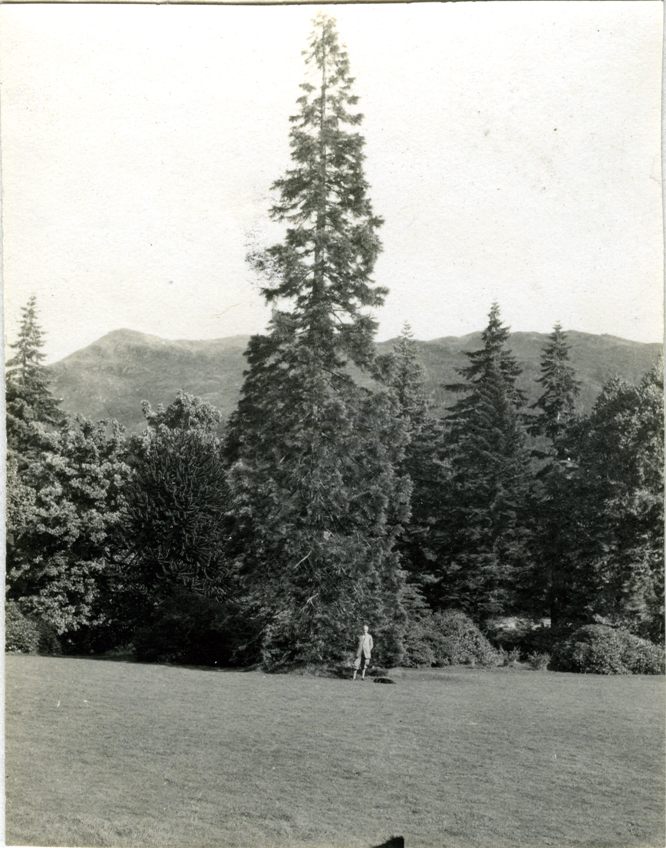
[
  {"x1": 227, "y1": 15, "x2": 409, "y2": 669},
  {"x1": 387, "y1": 323, "x2": 428, "y2": 438},
  {"x1": 530, "y1": 323, "x2": 580, "y2": 447},
  {"x1": 6, "y1": 296, "x2": 62, "y2": 459},
  {"x1": 529, "y1": 324, "x2": 581, "y2": 625},
  {"x1": 251, "y1": 13, "x2": 385, "y2": 369},
  {"x1": 435, "y1": 303, "x2": 533, "y2": 620},
  {"x1": 387, "y1": 324, "x2": 444, "y2": 595}
]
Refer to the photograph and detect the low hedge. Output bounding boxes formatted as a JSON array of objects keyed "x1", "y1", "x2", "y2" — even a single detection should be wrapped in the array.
[{"x1": 552, "y1": 625, "x2": 664, "y2": 675}]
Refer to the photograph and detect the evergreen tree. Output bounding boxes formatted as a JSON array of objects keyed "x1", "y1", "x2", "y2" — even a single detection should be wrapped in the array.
[
  {"x1": 446, "y1": 303, "x2": 526, "y2": 413},
  {"x1": 228, "y1": 15, "x2": 409, "y2": 669},
  {"x1": 386, "y1": 324, "x2": 445, "y2": 598},
  {"x1": 248, "y1": 13, "x2": 385, "y2": 371},
  {"x1": 560, "y1": 366, "x2": 664, "y2": 640},
  {"x1": 529, "y1": 323, "x2": 581, "y2": 625},
  {"x1": 530, "y1": 322, "x2": 580, "y2": 447},
  {"x1": 6, "y1": 296, "x2": 62, "y2": 460},
  {"x1": 434, "y1": 303, "x2": 533, "y2": 620},
  {"x1": 386, "y1": 323, "x2": 428, "y2": 439}
]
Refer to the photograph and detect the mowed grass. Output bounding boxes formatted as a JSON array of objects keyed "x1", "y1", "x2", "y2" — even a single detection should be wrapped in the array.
[{"x1": 5, "y1": 656, "x2": 665, "y2": 848}]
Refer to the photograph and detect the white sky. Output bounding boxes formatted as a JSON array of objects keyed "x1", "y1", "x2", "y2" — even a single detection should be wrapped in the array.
[{"x1": 1, "y1": 1, "x2": 663, "y2": 362}]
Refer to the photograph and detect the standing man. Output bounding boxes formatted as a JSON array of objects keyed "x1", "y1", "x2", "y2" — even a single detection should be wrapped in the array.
[{"x1": 353, "y1": 624, "x2": 373, "y2": 680}]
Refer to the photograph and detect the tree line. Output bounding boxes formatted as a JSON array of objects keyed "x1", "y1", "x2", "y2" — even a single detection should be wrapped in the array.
[{"x1": 6, "y1": 15, "x2": 663, "y2": 669}]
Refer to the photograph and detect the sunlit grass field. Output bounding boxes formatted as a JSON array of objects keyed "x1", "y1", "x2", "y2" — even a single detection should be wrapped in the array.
[{"x1": 5, "y1": 655, "x2": 665, "y2": 848}]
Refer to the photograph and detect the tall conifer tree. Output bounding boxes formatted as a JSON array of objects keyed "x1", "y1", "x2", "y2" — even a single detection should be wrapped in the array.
[
  {"x1": 387, "y1": 323, "x2": 428, "y2": 439},
  {"x1": 435, "y1": 303, "x2": 533, "y2": 619},
  {"x1": 529, "y1": 324, "x2": 581, "y2": 624},
  {"x1": 227, "y1": 15, "x2": 409, "y2": 668},
  {"x1": 387, "y1": 324, "x2": 444, "y2": 594}
]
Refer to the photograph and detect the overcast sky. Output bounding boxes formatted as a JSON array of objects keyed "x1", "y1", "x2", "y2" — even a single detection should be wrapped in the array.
[{"x1": 1, "y1": 1, "x2": 662, "y2": 363}]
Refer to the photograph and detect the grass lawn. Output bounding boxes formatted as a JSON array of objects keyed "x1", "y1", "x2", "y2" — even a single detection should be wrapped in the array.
[{"x1": 5, "y1": 656, "x2": 665, "y2": 848}]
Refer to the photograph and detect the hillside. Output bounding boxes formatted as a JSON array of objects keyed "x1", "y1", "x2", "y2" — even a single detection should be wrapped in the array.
[{"x1": 48, "y1": 328, "x2": 661, "y2": 432}]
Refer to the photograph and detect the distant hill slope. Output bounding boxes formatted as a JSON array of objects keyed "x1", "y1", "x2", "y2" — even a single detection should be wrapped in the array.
[{"x1": 48, "y1": 328, "x2": 661, "y2": 432}]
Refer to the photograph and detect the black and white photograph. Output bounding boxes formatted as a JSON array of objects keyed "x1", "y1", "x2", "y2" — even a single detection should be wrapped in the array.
[{"x1": 2, "y1": 2, "x2": 664, "y2": 846}]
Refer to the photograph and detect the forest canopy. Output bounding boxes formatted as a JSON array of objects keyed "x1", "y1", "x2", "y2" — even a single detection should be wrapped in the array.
[{"x1": 5, "y1": 16, "x2": 663, "y2": 674}]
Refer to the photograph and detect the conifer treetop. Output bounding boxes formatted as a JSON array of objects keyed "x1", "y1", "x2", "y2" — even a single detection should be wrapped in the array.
[
  {"x1": 447, "y1": 302, "x2": 526, "y2": 410},
  {"x1": 7, "y1": 295, "x2": 47, "y2": 375},
  {"x1": 252, "y1": 14, "x2": 384, "y2": 370},
  {"x1": 530, "y1": 322, "x2": 580, "y2": 441},
  {"x1": 6, "y1": 295, "x2": 62, "y2": 428},
  {"x1": 389, "y1": 322, "x2": 428, "y2": 431}
]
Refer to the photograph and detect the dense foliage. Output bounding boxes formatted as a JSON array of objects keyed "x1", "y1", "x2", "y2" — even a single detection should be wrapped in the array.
[
  {"x1": 5, "y1": 601, "x2": 41, "y2": 654},
  {"x1": 123, "y1": 394, "x2": 232, "y2": 599},
  {"x1": 7, "y1": 416, "x2": 131, "y2": 634},
  {"x1": 226, "y1": 14, "x2": 409, "y2": 668},
  {"x1": 423, "y1": 304, "x2": 534, "y2": 619},
  {"x1": 552, "y1": 625, "x2": 664, "y2": 675},
  {"x1": 5, "y1": 17, "x2": 663, "y2": 674},
  {"x1": 430, "y1": 610, "x2": 500, "y2": 667}
]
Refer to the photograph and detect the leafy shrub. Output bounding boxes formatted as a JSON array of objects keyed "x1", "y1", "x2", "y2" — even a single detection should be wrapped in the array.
[
  {"x1": 431, "y1": 610, "x2": 500, "y2": 667},
  {"x1": 552, "y1": 625, "x2": 664, "y2": 675},
  {"x1": 5, "y1": 601, "x2": 40, "y2": 653},
  {"x1": 527, "y1": 651, "x2": 550, "y2": 671},
  {"x1": 618, "y1": 635, "x2": 664, "y2": 675},
  {"x1": 402, "y1": 635, "x2": 437, "y2": 669}
]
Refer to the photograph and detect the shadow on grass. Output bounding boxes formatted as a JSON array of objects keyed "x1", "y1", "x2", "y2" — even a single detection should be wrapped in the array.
[
  {"x1": 388, "y1": 667, "x2": 482, "y2": 684},
  {"x1": 49, "y1": 655, "x2": 487, "y2": 686},
  {"x1": 372, "y1": 837, "x2": 404, "y2": 848},
  {"x1": 55, "y1": 653, "x2": 260, "y2": 673}
]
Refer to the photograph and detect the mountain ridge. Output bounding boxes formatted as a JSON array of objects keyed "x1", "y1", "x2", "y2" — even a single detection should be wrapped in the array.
[{"x1": 48, "y1": 328, "x2": 662, "y2": 432}]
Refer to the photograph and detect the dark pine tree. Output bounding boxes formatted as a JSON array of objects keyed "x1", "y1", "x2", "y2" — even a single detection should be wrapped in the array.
[
  {"x1": 226, "y1": 15, "x2": 409, "y2": 670},
  {"x1": 6, "y1": 295, "x2": 62, "y2": 461},
  {"x1": 530, "y1": 322, "x2": 580, "y2": 448},
  {"x1": 434, "y1": 303, "x2": 533, "y2": 621},
  {"x1": 529, "y1": 323, "x2": 581, "y2": 627},
  {"x1": 386, "y1": 323, "x2": 445, "y2": 598},
  {"x1": 386, "y1": 323, "x2": 428, "y2": 440}
]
